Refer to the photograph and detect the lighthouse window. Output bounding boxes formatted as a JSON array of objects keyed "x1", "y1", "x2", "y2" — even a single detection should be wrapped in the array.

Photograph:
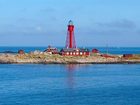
[{"x1": 67, "y1": 52, "x2": 69, "y2": 55}]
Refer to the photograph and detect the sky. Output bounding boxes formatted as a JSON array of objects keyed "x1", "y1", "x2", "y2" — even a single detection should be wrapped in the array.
[{"x1": 0, "y1": 0, "x2": 140, "y2": 47}]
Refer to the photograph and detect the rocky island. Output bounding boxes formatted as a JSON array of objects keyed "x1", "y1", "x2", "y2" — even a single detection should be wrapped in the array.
[{"x1": 0, "y1": 49, "x2": 140, "y2": 64}]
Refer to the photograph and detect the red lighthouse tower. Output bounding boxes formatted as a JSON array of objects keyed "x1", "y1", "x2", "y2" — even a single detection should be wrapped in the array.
[
  {"x1": 66, "y1": 20, "x2": 76, "y2": 49},
  {"x1": 61, "y1": 20, "x2": 90, "y2": 56}
]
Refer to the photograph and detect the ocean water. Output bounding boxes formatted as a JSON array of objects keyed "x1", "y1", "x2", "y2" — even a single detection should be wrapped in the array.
[
  {"x1": 0, "y1": 47, "x2": 140, "y2": 54},
  {"x1": 0, "y1": 64, "x2": 140, "y2": 105}
]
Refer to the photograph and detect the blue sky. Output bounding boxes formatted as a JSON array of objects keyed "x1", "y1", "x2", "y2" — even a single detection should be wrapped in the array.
[{"x1": 0, "y1": 0, "x2": 140, "y2": 47}]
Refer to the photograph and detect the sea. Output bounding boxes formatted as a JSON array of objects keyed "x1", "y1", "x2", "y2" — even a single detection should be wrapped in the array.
[
  {"x1": 0, "y1": 47, "x2": 140, "y2": 105},
  {"x1": 0, "y1": 46, "x2": 140, "y2": 54}
]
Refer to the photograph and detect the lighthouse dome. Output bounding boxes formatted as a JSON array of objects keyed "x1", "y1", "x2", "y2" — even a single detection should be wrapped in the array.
[{"x1": 68, "y1": 20, "x2": 73, "y2": 25}]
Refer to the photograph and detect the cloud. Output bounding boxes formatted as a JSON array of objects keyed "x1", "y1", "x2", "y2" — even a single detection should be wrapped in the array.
[
  {"x1": 137, "y1": 29, "x2": 140, "y2": 34},
  {"x1": 36, "y1": 26, "x2": 42, "y2": 31},
  {"x1": 40, "y1": 7, "x2": 56, "y2": 13},
  {"x1": 96, "y1": 19, "x2": 136, "y2": 29},
  {"x1": 77, "y1": 19, "x2": 139, "y2": 37}
]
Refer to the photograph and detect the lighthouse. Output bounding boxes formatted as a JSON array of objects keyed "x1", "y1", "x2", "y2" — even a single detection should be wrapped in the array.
[
  {"x1": 66, "y1": 20, "x2": 76, "y2": 49},
  {"x1": 61, "y1": 20, "x2": 90, "y2": 56}
]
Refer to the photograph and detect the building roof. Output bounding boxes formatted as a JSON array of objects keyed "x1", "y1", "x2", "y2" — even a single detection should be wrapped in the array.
[
  {"x1": 62, "y1": 48, "x2": 79, "y2": 52},
  {"x1": 61, "y1": 48, "x2": 89, "y2": 52}
]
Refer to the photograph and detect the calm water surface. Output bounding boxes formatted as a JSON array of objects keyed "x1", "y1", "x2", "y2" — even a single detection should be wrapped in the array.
[
  {"x1": 0, "y1": 47, "x2": 140, "y2": 54},
  {"x1": 0, "y1": 64, "x2": 140, "y2": 105}
]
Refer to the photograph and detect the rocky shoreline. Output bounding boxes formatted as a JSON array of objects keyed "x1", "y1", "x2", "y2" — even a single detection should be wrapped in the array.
[{"x1": 0, "y1": 52, "x2": 140, "y2": 64}]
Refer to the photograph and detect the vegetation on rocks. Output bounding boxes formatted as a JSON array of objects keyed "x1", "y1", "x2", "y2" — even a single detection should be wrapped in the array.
[{"x1": 0, "y1": 52, "x2": 140, "y2": 64}]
